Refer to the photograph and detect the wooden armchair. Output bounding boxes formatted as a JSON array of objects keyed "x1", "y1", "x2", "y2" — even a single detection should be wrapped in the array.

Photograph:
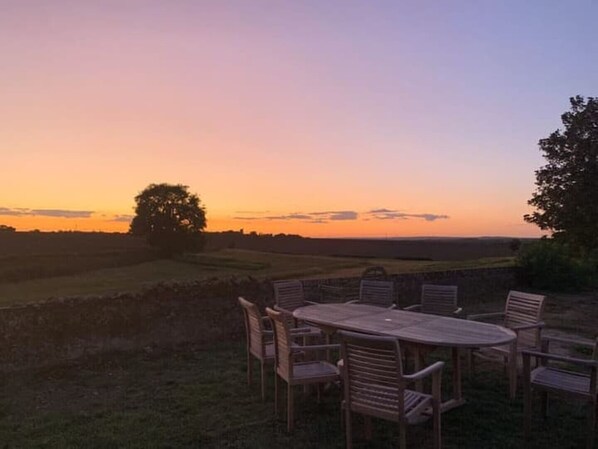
[
  {"x1": 339, "y1": 330, "x2": 444, "y2": 449},
  {"x1": 272, "y1": 280, "x2": 322, "y2": 339},
  {"x1": 266, "y1": 307, "x2": 340, "y2": 432},
  {"x1": 404, "y1": 284, "x2": 461, "y2": 316},
  {"x1": 238, "y1": 297, "x2": 314, "y2": 401},
  {"x1": 346, "y1": 279, "x2": 396, "y2": 309},
  {"x1": 320, "y1": 266, "x2": 389, "y2": 303},
  {"x1": 523, "y1": 336, "x2": 598, "y2": 449},
  {"x1": 468, "y1": 290, "x2": 546, "y2": 398}
]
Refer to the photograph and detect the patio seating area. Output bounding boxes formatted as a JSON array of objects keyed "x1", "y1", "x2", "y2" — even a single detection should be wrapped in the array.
[{"x1": 0, "y1": 275, "x2": 595, "y2": 448}]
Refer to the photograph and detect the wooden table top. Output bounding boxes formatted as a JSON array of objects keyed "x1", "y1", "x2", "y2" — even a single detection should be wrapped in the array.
[{"x1": 293, "y1": 303, "x2": 516, "y2": 348}]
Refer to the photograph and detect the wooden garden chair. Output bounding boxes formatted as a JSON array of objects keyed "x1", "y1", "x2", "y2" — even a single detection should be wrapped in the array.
[
  {"x1": 238, "y1": 297, "x2": 313, "y2": 401},
  {"x1": 404, "y1": 284, "x2": 461, "y2": 316},
  {"x1": 320, "y1": 265, "x2": 389, "y2": 302},
  {"x1": 339, "y1": 330, "x2": 444, "y2": 449},
  {"x1": 266, "y1": 307, "x2": 340, "y2": 432},
  {"x1": 467, "y1": 290, "x2": 546, "y2": 398},
  {"x1": 273, "y1": 280, "x2": 322, "y2": 339},
  {"x1": 523, "y1": 336, "x2": 598, "y2": 449},
  {"x1": 346, "y1": 279, "x2": 396, "y2": 309}
]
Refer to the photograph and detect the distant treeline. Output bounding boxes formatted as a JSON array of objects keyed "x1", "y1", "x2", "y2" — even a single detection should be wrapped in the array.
[{"x1": 205, "y1": 230, "x2": 533, "y2": 261}]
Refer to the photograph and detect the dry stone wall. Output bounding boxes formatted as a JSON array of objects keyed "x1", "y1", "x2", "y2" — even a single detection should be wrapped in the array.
[{"x1": 0, "y1": 267, "x2": 516, "y2": 371}]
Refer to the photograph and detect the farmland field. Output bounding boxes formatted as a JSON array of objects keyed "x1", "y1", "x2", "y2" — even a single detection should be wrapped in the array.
[{"x1": 0, "y1": 232, "x2": 515, "y2": 306}]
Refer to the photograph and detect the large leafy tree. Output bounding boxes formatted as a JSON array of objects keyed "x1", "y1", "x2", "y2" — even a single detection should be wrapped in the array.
[
  {"x1": 130, "y1": 183, "x2": 207, "y2": 255},
  {"x1": 524, "y1": 96, "x2": 598, "y2": 251}
]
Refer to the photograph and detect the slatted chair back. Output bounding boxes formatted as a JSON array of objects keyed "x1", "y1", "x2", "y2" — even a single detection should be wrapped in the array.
[
  {"x1": 266, "y1": 307, "x2": 293, "y2": 381},
  {"x1": 504, "y1": 290, "x2": 546, "y2": 349},
  {"x1": 238, "y1": 297, "x2": 268, "y2": 359},
  {"x1": 273, "y1": 280, "x2": 305, "y2": 312},
  {"x1": 340, "y1": 331, "x2": 405, "y2": 420},
  {"x1": 421, "y1": 284, "x2": 459, "y2": 316},
  {"x1": 359, "y1": 279, "x2": 395, "y2": 308},
  {"x1": 361, "y1": 265, "x2": 389, "y2": 281}
]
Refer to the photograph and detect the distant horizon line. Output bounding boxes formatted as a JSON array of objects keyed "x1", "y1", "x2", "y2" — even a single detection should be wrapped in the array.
[{"x1": 2, "y1": 229, "x2": 542, "y2": 240}]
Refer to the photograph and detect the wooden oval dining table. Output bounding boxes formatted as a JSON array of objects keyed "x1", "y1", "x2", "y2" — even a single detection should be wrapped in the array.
[{"x1": 293, "y1": 303, "x2": 517, "y2": 412}]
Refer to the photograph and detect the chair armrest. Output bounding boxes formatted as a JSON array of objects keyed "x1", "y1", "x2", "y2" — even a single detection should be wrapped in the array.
[
  {"x1": 291, "y1": 344, "x2": 340, "y2": 353},
  {"x1": 467, "y1": 311, "x2": 504, "y2": 321},
  {"x1": 541, "y1": 335, "x2": 596, "y2": 348},
  {"x1": 388, "y1": 304, "x2": 397, "y2": 310},
  {"x1": 453, "y1": 307, "x2": 463, "y2": 316},
  {"x1": 273, "y1": 305, "x2": 295, "y2": 318},
  {"x1": 512, "y1": 321, "x2": 545, "y2": 332},
  {"x1": 305, "y1": 300, "x2": 319, "y2": 305},
  {"x1": 404, "y1": 361, "x2": 445, "y2": 382},
  {"x1": 345, "y1": 300, "x2": 358, "y2": 304},
  {"x1": 262, "y1": 330, "x2": 273, "y2": 336},
  {"x1": 522, "y1": 349, "x2": 598, "y2": 368},
  {"x1": 290, "y1": 327, "x2": 313, "y2": 335},
  {"x1": 404, "y1": 304, "x2": 421, "y2": 311}
]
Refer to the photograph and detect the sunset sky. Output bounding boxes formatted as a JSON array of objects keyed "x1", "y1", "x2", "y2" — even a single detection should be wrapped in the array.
[{"x1": 1, "y1": 1, "x2": 596, "y2": 237}]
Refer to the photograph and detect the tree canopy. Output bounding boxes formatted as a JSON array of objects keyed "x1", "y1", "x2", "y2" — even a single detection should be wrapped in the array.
[
  {"x1": 129, "y1": 183, "x2": 207, "y2": 255},
  {"x1": 524, "y1": 96, "x2": 598, "y2": 252}
]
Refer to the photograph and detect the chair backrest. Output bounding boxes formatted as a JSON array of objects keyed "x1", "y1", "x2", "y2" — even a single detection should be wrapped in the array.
[
  {"x1": 504, "y1": 290, "x2": 546, "y2": 348},
  {"x1": 340, "y1": 330, "x2": 405, "y2": 419},
  {"x1": 266, "y1": 307, "x2": 293, "y2": 381},
  {"x1": 273, "y1": 280, "x2": 305, "y2": 311},
  {"x1": 420, "y1": 284, "x2": 458, "y2": 316},
  {"x1": 238, "y1": 297, "x2": 267, "y2": 358},
  {"x1": 361, "y1": 266, "x2": 389, "y2": 281},
  {"x1": 359, "y1": 279, "x2": 395, "y2": 308}
]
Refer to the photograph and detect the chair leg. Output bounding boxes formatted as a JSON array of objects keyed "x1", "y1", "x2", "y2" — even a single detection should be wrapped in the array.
[
  {"x1": 523, "y1": 355, "x2": 532, "y2": 440},
  {"x1": 247, "y1": 352, "x2": 252, "y2": 385},
  {"x1": 508, "y1": 342, "x2": 517, "y2": 399},
  {"x1": 260, "y1": 360, "x2": 266, "y2": 402},
  {"x1": 345, "y1": 408, "x2": 353, "y2": 449},
  {"x1": 287, "y1": 383, "x2": 294, "y2": 432},
  {"x1": 586, "y1": 400, "x2": 595, "y2": 449},
  {"x1": 540, "y1": 392, "x2": 548, "y2": 419},
  {"x1": 274, "y1": 373, "x2": 279, "y2": 418},
  {"x1": 399, "y1": 419, "x2": 407, "y2": 449},
  {"x1": 364, "y1": 415, "x2": 372, "y2": 440},
  {"x1": 433, "y1": 397, "x2": 441, "y2": 449}
]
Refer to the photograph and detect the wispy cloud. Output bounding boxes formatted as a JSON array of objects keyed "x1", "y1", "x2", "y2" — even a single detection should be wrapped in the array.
[
  {"x1": 0, "y1": 207, "x2": 26, "y2": 216},
  {"x1": 0, "y1": 207, "x2": 94, "y2": 218},
  {"x1": 31, "y1": 209, "x2": 93, "y2": 218},
  {"x1": 111, "y1": 214, "x2": 134, "y2": 223},
  {"x1": 367, "y1": 209, "x2": 449, "y2": 221},
  {"x1": 234, "y1": 210, "x2": 360, "y2": 224}
]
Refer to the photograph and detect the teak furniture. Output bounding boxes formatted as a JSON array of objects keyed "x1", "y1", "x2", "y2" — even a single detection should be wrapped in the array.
[
  {"x1": 404, "y1": 284, "x2": 461, "y2": 316},
  {"x1": 523, "y1": 335, "x2": 598, "y2": 449},
  {"x1": 266, "y1": 307, "x2": 340, "y2": 432},
  {"x1": 468, "y1": 290, "x2": 546, "y2": 398},
  {"x1": 340, "y1": 330, "x2": 443, "y2": 449},
  {"x1": 294, "y1": 303, "x2": 516, "y2": 412}
]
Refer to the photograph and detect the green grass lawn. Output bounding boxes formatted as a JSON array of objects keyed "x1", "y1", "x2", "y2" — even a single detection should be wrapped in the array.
[
  {"x1": 0, "y1": 249, "x2": 514, "y2": 306},
  {"x1": 0, "y1": 341, "x2": 590, "y2": 449}
]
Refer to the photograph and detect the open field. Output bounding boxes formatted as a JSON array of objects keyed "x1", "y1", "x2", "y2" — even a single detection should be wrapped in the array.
[
  {"x1": 0, "y1": 293, "x2": 595, "y2": 449},
  {"x1": 0, "y1": 249, "x2": 514, "y2": 306}
]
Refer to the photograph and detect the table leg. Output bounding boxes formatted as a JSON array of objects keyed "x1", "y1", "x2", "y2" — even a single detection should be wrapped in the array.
[
  {"x1": 509, "y1": 340, "x2": 518, "y2": 399},
  {"x1": 413, "y1": 346, "x2": 424, "y2": 392},
  {"x1": 452, "y1": 347, "x2": 462, "y2": 402}
]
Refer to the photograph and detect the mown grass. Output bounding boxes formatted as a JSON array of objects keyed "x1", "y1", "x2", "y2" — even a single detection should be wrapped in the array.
[
  {"x1": 0, "y1": 249, "x2": 514, "y2": 307},
  {"x1": 0, "y1": 341, "x2": 591, "y2": 449}
]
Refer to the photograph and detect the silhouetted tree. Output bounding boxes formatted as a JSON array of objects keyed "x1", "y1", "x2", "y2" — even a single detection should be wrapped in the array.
[
  {"x1": 0, "y1": 224, "x2": 16, "y2": 232},
  {"x1": 524, "y1": 96, "x2": 598, "y2": 252},
  {"x1": 129, "y1": 183, "x2": 207, "y2": 255}
]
